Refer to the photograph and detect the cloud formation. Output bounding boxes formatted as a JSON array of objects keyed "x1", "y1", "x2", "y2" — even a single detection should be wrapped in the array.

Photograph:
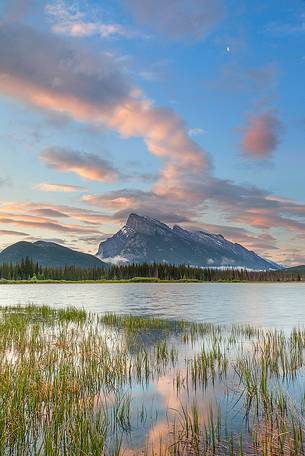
[
  {"x1": 0, "y1": 211, "x2": 103, "y2": 235},
  {"x1": 2, "y1": 0, "x2": 39, "y2": 21},
  {"x1": 34, "y1": 183, "x2": 86, "y2": 192},
  {"x1": 189, "y1": 128, "x2": 207, "y2": 137},
  {"x1": 124, "y1": 0, "x2": 224, "y2": 40},
  {"x1": 82, "y1": 189, "x2": 197, "y2": 224},
  {"x1": 0, "y1": 22, "x2": 209, "y2": 206},
  {"x1": 0, "y1": 229, "x2": 29, "y2": 236},
  {"x1": 30, "y1": 208, "x2": 69, "y2": 218},
  {"x1": 83, "y1": 176, "x2": 305, "y2": 251},
  {"x1": 0, "y1": 22, "x2": 130, "y2": 109},
  {"x1": 1, "y1": 202, "x2": 112, "y2": 226},
  {"x1": 39, "y1": 147, "x2": 119, "y2": 182},
  {"x1": 242, "y1": 111, "x2": 283, "y2": 159},
  {"x1": 1, "y1": 21, "x2": 305, "y2": 262},
  {"x1": 46, "y1": 1, "x2": 136, "y2": 39},
  {"x1": 0, "y1": 201, "x2": 112, "y2": 252}
]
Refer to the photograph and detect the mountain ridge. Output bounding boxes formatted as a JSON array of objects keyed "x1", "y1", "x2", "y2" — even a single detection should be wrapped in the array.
[
  {"x1": 0, "y1": 240, "x2": 106, "y2": 269},
  {"x1": 0, "y1": 214, "x2": 282, "y2": 270},
  {"x1": 97, "y1": 213, "x2": 281, "y2": 270}
]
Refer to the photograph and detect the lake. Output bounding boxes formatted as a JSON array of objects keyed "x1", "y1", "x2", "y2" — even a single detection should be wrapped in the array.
[{"x1": 0, "y1": 282, "x2": 305, "y2": 330}]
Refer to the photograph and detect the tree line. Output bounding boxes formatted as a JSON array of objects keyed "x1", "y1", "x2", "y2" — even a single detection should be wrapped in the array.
[{"x1": 0, "y1": 257, "x2": 303, "y2": 282}]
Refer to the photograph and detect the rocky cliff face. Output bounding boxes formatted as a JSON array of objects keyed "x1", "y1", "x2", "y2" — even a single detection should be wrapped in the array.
[{"x1": 97, "y1": 213, "x2": 280, "y2": 270}]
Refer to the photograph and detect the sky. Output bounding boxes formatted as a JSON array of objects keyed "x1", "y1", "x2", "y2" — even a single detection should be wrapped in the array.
[{"x1": 0, "y1": 0, "x2": 304, "y2": 265}]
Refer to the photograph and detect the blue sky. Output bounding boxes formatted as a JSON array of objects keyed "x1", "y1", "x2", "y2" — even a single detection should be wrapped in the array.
[{"x1": 0, "y1": 0, "x2": 304, "y2": 265}]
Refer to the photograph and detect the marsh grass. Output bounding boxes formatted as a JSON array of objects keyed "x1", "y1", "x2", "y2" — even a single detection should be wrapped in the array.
[{"x1": 0, "y1": 306, "x2": 304, "y2": 455}]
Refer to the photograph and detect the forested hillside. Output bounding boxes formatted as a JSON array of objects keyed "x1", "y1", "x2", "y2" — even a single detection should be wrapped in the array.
[{"x1": 0, "y1": 257, "x2": 303, "y2": 282}]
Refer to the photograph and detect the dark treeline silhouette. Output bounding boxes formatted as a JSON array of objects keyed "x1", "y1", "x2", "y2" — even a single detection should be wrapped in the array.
[{"x1": 0, "y1": 257, "x2": 303, "y2": 282}]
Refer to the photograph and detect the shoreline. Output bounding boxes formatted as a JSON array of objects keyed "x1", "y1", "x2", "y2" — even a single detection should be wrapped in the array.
[{"x1": 0, "y1": 278, "x2": 304, "y2": 285}]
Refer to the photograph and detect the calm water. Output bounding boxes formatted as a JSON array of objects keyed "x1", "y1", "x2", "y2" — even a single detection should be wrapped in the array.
[
  {"x1": 0, "y1": 282, "x2": 305, "y2": 329},
  {"x1": 1, "y1": 283, "x2": 305, "y2": 453}
]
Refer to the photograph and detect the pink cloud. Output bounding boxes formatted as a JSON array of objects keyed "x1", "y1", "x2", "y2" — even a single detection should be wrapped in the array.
[
  {"x1": 242, "y1": 111, "x2": 283, "y2": 159},
  {"x1": 1, "y1": 202, "x2": 112, "y2": 225},
  {"x1": 39, "y1": 148, "x2": 119, "y2": 183},
  {"x1": 34, "y1": 183, "x2": 85, "y2": 192},
  {"x1": 0, "y1": 213, "x2": 101, "y2": 234}
]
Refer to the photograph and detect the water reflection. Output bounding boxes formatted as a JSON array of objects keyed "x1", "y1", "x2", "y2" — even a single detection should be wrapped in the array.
[
  {"x1": 1, "y1": 282, "x2": 305, "y2": 330},
  {"x1": 113, "y1": 318, "x2": 305, "y2": 454}
]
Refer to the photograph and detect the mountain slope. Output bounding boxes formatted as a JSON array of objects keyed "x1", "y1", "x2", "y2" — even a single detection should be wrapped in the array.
[
  {"x1": 280, "y1": 265, "x2": 305, "y2": 274},
  {"x1": 97, "y1": 213, "x2": 281, "y2": 270},
  {"x1": 0, "y1": 241, "x2": 106, "y2": 269}
]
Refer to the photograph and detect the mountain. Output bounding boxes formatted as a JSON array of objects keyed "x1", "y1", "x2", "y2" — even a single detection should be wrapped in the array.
[
  {"x1": 0, "y1": 241, "x2": 106, "y2": 269},
  {"x1": 280, "y1": 265, "x2": 305, "y2": 274},
  {"x1": 97, "y1": 213, "x2": 281, "y2": 270}
]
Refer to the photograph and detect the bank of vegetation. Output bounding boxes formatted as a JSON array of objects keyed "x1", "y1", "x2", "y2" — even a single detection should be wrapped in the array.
[{"x1": 0, "y1": 257, "x2": 304, "y2": 282}]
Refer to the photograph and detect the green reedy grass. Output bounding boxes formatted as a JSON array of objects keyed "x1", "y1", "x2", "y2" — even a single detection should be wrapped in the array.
[{"x1": 0, "y1": 305, "x2": 304, "y2": 455}]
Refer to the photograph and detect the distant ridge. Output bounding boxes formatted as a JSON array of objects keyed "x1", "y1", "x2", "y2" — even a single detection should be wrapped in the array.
[
  {"x1": 280, "y1": 265, "x2": 305, "y2": 274},
  {"x1": 0, "y1": 241, "x2": 106, "y2": 269},
  {"x1": 97, "y1": 213, "x2": 281, "y2": 270}
]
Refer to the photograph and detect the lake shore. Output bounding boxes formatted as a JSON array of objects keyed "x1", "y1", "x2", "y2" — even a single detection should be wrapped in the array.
[{"x1": 0, "y1": 277, "x2": 304, "y2": 284}]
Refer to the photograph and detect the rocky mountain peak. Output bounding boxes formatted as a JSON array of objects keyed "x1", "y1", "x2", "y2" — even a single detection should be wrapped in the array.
[
  {"x1": 125, "y1": 213, "x2": 170, "y2": 235},
  {"x1": 97, "y1": 213, "x2": 281, "y2": 270},
  {"x1": 172, "y1": 224, "x2": 185, "y2": 233}
]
